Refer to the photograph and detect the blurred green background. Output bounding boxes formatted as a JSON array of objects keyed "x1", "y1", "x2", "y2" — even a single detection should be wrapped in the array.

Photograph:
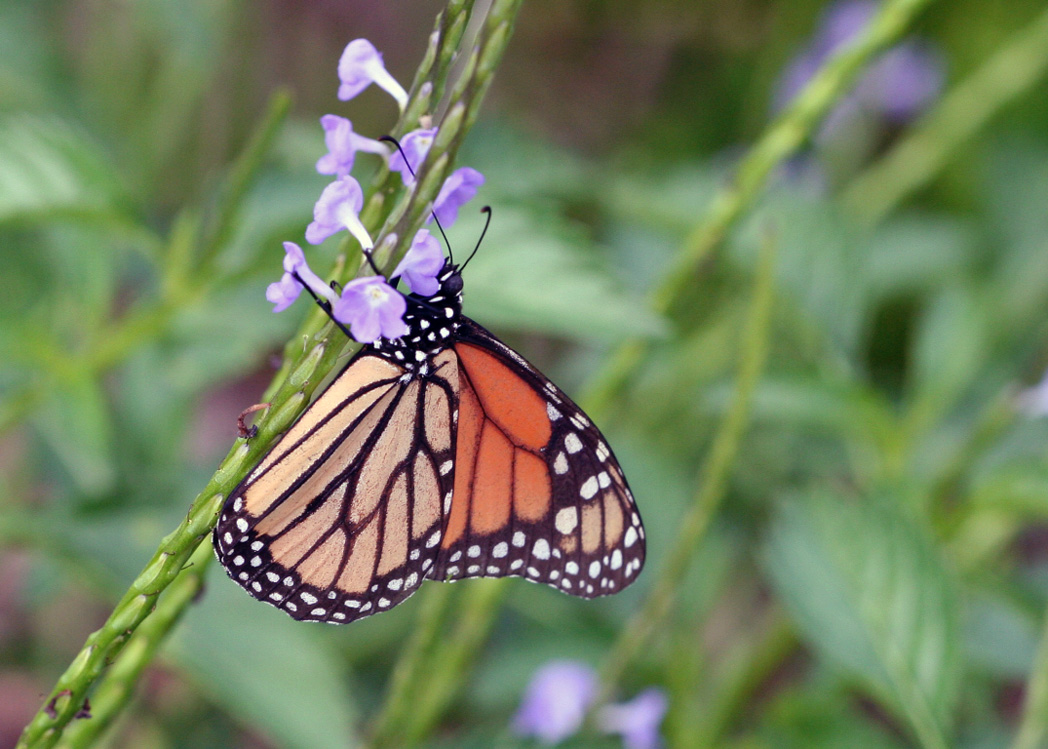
[{"x1": 4, "y1": 0, "x2": 1048, "y2": 747}]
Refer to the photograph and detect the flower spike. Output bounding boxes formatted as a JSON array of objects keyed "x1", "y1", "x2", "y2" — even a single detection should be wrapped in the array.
[
  {"x1": 316, "y1": 115, "x2": 389, "y2": 178},
  {"x1": 337, "y1": 39, "x2": 409, "y2": 111},
  {"x1": 306, "y1": 176, "x2": 373, "y2": 249}
]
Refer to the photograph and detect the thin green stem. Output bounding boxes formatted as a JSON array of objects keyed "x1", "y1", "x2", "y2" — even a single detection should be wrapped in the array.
[
  {"x1": 16, "y1": 491, "x2": 225, "y2": 749},
  {"x1": 678, "y1": 608, "x2": 797, "y2": 748},
  {"x1": 58, "y1": 543, "x2": 214, "y2": 749},
  {"x1": 367, "y1": 585, "x2": 454, "y2": 746},
  {"x1": 197, "y1": 91, "x2": 294, "y2": 274},
  {"x1": 17, "y1": 2, "x2": 517, "y2": 746},
  {"x1": 399, "y1": 581, "x2": 508, "y2": 747},
  {"x1": 595, "y1": 231, "x2": 777, "y2": 707},
  {"x1": 842, "y1": 5, "x2": 1048, "y2": 226},
  {"x1": 582, "y1": 0, "x2": 935, "y2": 418}
]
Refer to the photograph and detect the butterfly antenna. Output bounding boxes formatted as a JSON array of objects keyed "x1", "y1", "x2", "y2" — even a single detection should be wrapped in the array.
[
  {"x1": 291, "y1": 271, "x2": 354, "y2": 341},
  {"x1": 379, "y1": 135, "x2": 454, "y2": 264},
  {"x1": 460, "y1": 206, "x2": 492, "y2": 271}
]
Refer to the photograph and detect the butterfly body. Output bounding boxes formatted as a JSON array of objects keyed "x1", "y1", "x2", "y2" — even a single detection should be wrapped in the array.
[{"x1": 214, "y1": 263, "x2": 645, "y2": 623}]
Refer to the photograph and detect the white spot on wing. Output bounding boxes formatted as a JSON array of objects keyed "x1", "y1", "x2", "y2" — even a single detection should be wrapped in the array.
[
  {"x1": 554, "y1": 452, "x2": 569, "y2": 475},
  {"x1": 555, "y1": 507, "x2": 578, "y2": 534}
]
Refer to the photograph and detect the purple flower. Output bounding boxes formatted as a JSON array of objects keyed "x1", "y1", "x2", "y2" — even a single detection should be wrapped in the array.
[
  {"x1": 306, "y1": 176, "x2": 373, "y2": 249},
  {"x1": 774, "y1": 0, "x2": 944, "y2": 134},
  {"x1": 431, "y1": 167, "x2": 484, "y2": 227},
  {"x1": 858, "y1": 43, "x2": 944, "y2": 122},
  {"x1": 265, "y1": 242, "x2": 335, "y2": 313},
  {"x1": 393, "y1": 229, "x2": 444, "y2": 296},
  {"x1": 512, "y1": 661, "x2": 597, "y2": 744},
  {"x1": 331, "y1": 276, "x2": 408, "y2": 343},
  {"x1": 316, "y1": 115, "x2": 389, "y2": 178},
  {"x1": 388, "y1": 127, "x2": 437, "y2": 184},
  {"x1": 337, "y1": 39, "x2": 408, "y2": 111},
  {"x1": 597, "y1": 689, "x2": 669, "y2": 749}
]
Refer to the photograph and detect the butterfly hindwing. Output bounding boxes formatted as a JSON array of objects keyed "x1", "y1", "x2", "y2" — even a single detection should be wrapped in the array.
[
  {"x1": 214, "y1": 350, "x2": 458, "y2": 623},
  {"x1": 429, "y1": 319, "x2": 645, "y2": 597}
]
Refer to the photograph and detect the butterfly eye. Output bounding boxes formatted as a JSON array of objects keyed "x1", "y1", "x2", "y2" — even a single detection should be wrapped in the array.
[{"x1": 444, "y1": 273, "x2": 463, "y2": 295}]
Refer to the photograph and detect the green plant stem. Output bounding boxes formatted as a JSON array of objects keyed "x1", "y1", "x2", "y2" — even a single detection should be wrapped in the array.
[
  {"x1": 842, "y1": 4, "x2": 1048, "y2": 226},
  {"x1": 582, "y1": 0, "x2": 934, "y2": 418},
  {"x1": 17, "y1": 1, "x2": 516, "y2": 746},
  {"x1": 197, "y1": 91, "x2": 294, "y2": 274},
  {"x1": 367, "y1": 585, "x2": 454, "y2": 745},
  {"x1": 679, "y1": 608, "x2": 797, "y2": 748},
  {"x1": 1012, "y1": 597, "x2": 1048, "y2": 749},
  {"x1": 16, "y1": 491, "x2": 225, "y2": 749},
  {"x1": 400, "y1": 581, "x2": 508, "y2": 747},
  {"x1": 58, "y1": 543, "x2": 214, "y2": 749},
  {"x1": 595, "y1": 231, "x2": 777, "y2": 708}
]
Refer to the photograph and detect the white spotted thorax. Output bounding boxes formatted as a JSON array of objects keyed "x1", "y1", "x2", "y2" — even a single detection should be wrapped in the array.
[{"x1": 371, "y1": 264, "x2": 464, "y2": 377}]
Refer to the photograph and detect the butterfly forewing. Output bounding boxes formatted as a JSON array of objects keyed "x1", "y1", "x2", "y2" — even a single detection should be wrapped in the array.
[
  {"x1": 214, "y1": 351, "x2": 458, "y2": 623},
  {"x1": 429, "y1": 320, "x2": 645, "y2": 597}
]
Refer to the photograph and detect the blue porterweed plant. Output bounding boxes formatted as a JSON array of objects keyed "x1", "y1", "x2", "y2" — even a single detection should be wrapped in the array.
[{"x1": 10, "y1": 1, "x2": 1048, "y2": 748}]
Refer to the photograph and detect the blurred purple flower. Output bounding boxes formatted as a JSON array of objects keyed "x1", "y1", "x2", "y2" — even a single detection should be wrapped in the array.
[
  {"x1": 597, "y1": 689, "x2": 669, "y2": 749},
  {"x1": 388, "y1": 127, "x2": 437, "y2": 185},
  {"x1": 859, "y1": 43, "x2": 945, "y2": 122},
  {"x1": 512, "y1": 660, "x2": 669, "y2": 748},
  {"x1": 337, "y1": 39, "x2": 408, "y2": 111},
  {"x1": 316, "y1": 115, "x2": 389, "y2": 178},
  {"x1": 306, "y1": 176, "x2": 373, "y2": 249},
  {"x1": 432, "y1": 167, "x2": 485, "y2": 227},
  {"x1": 393, "y1": 229, "x2": 444, "y2": 296},
  {"x1": 331, "y1": 276, "x2": 408, "y2": 343},
  {"x1": 774, "y1": 0, "x2": 944, "y2": 136},
  {"x1": 512, "y1": 661, "x2": 597, "y2": 744},
  {"x1": 266, "y1": 241, "x2": 335, "y2": 313}
]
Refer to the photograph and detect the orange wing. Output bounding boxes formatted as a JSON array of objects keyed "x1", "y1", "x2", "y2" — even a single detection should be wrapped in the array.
[
  {"x1": 214, "y1": 350, "x2": 458, "y2": 623},
  {"x1": 429, "y1": 320, "x2": 645, "y2": 597}
]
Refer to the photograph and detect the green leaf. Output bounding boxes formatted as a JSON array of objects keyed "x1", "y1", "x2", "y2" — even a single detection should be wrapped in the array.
[
  {"x1": 166, "y1": 566, "x2": 361, "y2": 749},
  {"x1": 34, "y1": 374, "x2": 117, "y2": 497},
  {"x1": 764, "y1": 490, "x2": 961, "y2": 748},
  {"x1": 463, "y1": 206, "x2": 665, "y2": 341},
  {"x1": 965, "y1": 591, "x2": 1039, "y2": 680},
  {"x1": 0, "y1": 113, "x2": 125, "y2": 222},
  {"x1": 906, "y1": 286, "x2": 988, "y2": 430},
  {"x1": 758, "y1": 680, "x2": 910, "y2": 749},
  {"x1": 738, "y1": 191, "x2": 868, "y2": 358}
]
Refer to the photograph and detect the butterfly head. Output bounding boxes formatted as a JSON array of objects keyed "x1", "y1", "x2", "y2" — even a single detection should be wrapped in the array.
[{"x1": 375, "y1": 258, "x2": 464, "y2": 364}]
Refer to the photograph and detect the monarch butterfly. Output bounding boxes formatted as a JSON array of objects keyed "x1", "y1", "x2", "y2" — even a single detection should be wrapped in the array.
[{"x1": 213, "y1": 258, "x2": 645, "y2": 623}]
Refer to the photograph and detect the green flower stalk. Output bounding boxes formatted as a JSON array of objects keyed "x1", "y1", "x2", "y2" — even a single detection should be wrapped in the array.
[{"x1": 15, "y1": 0, "x2": 522, "y2": 745}]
